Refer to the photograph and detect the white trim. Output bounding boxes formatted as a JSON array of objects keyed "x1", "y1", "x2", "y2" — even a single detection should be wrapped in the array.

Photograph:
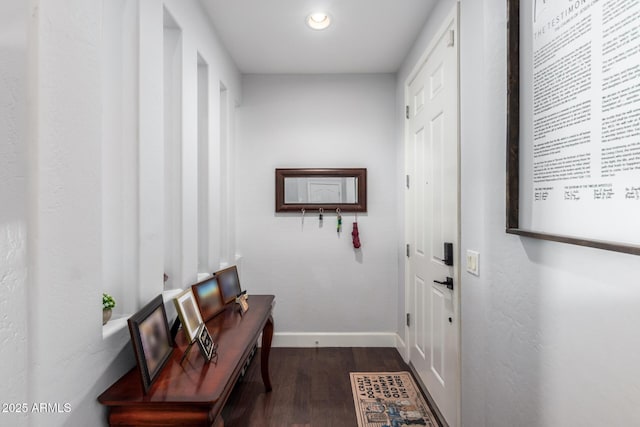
[
  {"x1": 404, "y1": 3, "x2": 461, "y2": 361},
  {"x1": 197, "y1": 272, "x2": 211, "y2": 281},
  {"x1": 395, "y1": 333, "x2": 408, "y2": 362},
  {"x1": 270, "y1": 332, "x2": 397, "y2": 348},
  {"x1": 404, "y1": 9, "x2": 462, "y2": 366},
  {"x1": 404, "y1": 6, "x2": 459, "y2": 88},
  {"x1": 404, "y1": 3, "x2": 461, "y2": 426},
  {"x1": 162, "y1": 288, "x2": 184, "y2": 302}
]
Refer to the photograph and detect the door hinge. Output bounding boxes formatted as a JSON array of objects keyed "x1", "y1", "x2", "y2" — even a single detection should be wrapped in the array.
[
  {"x1": 405, "y1": 105, "x2": 410, "y2": 119},
  {"x1": 447, "y1": 29, "x2": 455, "y2": 47},
  {"x1": 406, "y1": 174, "x2": 410, "y2": 189},
  {"x1": 406, "y1": 313, "x2": 411, "y2": 327},
  {"x1": 406, "y1": 243, "x2": 411, "y2": 258}
]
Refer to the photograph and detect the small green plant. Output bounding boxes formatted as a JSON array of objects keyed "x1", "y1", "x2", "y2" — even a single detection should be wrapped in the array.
[{"x1": 103, "y1": 293, "x2": 116, "y2": 310}]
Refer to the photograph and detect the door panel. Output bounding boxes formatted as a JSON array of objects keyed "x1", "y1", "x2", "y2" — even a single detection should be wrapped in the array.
[
  {"x1": 415, "y1": 86, "x2": 425, "y2": 113},
  {"x1": 415, "y1": 127, "x2": 426, "y2": 256},
  {"x1": 431, "y1": 63, "x2": 444, "y2": 97},
  {"x1": 431, "y1": 284, "x2": 445, "y2": 385},
  {"x1": 430, "y1": 111, "x2": 444, "y2": 260},
  {"x1": 415, "y1": 275, "x2": 426, "y2": 357}
]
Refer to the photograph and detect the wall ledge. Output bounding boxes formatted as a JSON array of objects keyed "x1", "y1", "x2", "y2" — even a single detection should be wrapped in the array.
[
  {"x1": 103, "y1": 289, "x2": 185, "y2": 340},
  {"x1": 102, "y1": 316, "x2": 129, "y2": 340}
]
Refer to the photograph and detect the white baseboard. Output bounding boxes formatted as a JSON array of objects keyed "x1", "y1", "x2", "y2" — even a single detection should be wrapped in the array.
[
  {"x1": 270, "y1": 332, "x2": 398, "y2": 348},
  {"x1": 395, "y1": 333, "x2": 408, "y2": 362}
]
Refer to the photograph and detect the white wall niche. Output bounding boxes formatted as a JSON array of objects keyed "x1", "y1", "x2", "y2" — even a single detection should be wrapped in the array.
[
  {"x1": 163, "y1": 7, "x2": 183, "y2": 290},
  {"x1": 219, "y1": 82, "x2": 232, "y2": 266},
  {"x1": 101, "y1": 0, "x2": 139, "y2": 323},
  {"x1": 197, "y1": 53, "x2": 210, "y2": 274}
]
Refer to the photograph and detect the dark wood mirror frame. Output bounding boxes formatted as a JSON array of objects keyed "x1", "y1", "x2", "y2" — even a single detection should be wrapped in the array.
[
  {"x1": 506, "y1": 0, "x2": 639, "y2": 256},
  {"x1": 275, "y1": 168, "x2": 367, "y2": 213}
]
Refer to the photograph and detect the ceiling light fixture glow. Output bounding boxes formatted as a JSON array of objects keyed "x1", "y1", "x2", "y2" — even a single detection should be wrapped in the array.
[{"x1": 306, "y1": 12, "x2": 331, "y2": 30}]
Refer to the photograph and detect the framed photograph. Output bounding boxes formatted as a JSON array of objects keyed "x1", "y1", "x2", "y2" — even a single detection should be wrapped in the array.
[
  {"x1": 127, "y1": 295, "x2": 174, "y2": 393},
  {"x1": 196, "y1": 323, "x2": 217, "y2": 362},
  {"x1": 192, "y1": 276, "x2": 225, "y2": 322},
  {"x1": 173, "y1": 289, "x2": 203, "y2": 343},
  {"x1": 214, "y1": 265, "x2": 242, "y2": 304},
  {"x1": 506, "y1": 0, "x2": 640, "y2": 255},
  {"x1": 236, "y1": 294, "x2": 249, "y2": 315}
]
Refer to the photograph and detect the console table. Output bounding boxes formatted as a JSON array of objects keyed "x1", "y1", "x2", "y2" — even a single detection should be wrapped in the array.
[{"x1": 98, "y1": 295, "x2": 275, "y2": 426}]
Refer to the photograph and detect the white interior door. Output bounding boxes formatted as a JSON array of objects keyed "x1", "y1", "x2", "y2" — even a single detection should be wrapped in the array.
[{"x1": 405, "y1": 11, "x2": 459, "y2": 427}]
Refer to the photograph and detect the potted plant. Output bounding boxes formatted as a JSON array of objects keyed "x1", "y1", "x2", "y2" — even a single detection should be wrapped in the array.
[{"x1": 103, "y1": 293, "x2": 116, "y2": 325}]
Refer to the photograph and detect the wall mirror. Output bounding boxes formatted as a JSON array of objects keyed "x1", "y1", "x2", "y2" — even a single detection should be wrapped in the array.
[{"x1": 275, "y1": 168, "x2": 367, "y2": 212}]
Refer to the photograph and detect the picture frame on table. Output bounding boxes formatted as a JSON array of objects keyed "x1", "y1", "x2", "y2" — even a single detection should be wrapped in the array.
[
  {"x1": 196, "y1": 323, "x2": 217, "y2": 362},
  {"x1": 236, "y1": 293, "x2": 249, "y2": 316},
  {"x1": 173, "y1": 289, "x2": 204, "y2": 343},
  {"x1": 192, "y1": 276, "x2": 225, "y2": 322},
  {"x1": 214, "y1": 265, "x2": 242, "y2": 304},
  {"x1": 127, "y1": 295, "x2": 174, "y2": 393}
]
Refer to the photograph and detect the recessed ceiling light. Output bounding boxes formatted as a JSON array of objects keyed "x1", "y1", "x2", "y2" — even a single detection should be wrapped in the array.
[{"x1": 306, "y1": 12, "x2": 331, "y2": 30}]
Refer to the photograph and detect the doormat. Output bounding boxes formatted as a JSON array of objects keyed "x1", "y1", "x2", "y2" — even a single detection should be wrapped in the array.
[{"x1": 350, "y1": 372, "x2": 438, "y2": 427}]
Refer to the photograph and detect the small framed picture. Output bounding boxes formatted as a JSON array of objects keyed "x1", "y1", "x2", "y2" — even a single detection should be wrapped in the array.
[
  {"x1": 214, "y1": 265, "x2": 242, "y2": 304},
  {"x1": 196, "y1": 323, "x2": 217, "y2": 362},
  {"x1": 173, "y1": 289, "x2": 203, "y2": 343},
  {"x1": 192, "y1": 276, "x2": 225, "y2": 322},
  {"x1": 128, "y1": 295, "x2": 174, "y2": 393},
  {"x1": 236, "y1": 293, "x2": 249, "y2": 315}
]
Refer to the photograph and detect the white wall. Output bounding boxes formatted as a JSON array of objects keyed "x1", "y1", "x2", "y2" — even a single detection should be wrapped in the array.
[
  {"x1": 401, "y1": 0, "x2": 640, "y2": 425},
  {"x1": 0, "y1": 1, "x2": 28, "y2": 425},
  {"x1": 236, "y1": 74, "x2": 398, "y2": 346},
  {"x1": 460, "y1": 1, "x2": 640, "y2": 424},
  {"x1": 27, "y1": 1, "x2": 117, "y2": 426},
  {"x1": 7, "y1": 0, "x2": 242, "y2": 425}
]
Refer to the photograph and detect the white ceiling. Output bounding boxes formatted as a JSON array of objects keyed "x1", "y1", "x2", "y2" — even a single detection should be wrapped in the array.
[{"x1": 198, "y1": 0, "x2": 437, "y2": 74}]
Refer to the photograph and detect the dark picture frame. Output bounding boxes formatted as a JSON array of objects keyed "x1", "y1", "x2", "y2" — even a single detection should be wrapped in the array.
[
  {"x1": 195, "y1": 323, "x2": 216, "y2": 362},
  {"x1": 127, "y1": 295, "x2": 174, "y2": 393},
  {"x1": 275, "y1": 168, "x2": 367, "y2": 212},
  {"x1": 192, "y1": 276, "x2": 225, "y2": 322},
  {"x1": 214, "y1": 265, "x2": 242, "y2": 305},
  {"x1": 505, "y1": 0, "x2": 640, "y2": 255}
]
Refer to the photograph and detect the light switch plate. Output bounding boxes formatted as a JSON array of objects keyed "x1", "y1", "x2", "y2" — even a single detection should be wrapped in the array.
[{"x1": 466, "y1": 250, "x2": 479, "y2": 276}]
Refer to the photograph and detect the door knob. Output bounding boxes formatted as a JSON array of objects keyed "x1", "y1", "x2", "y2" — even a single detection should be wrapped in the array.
[{"x1": 433, "y1": 277, "x2": 454, "y2": 290}]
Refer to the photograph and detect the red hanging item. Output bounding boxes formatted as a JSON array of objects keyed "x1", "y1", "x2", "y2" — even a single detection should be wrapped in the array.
[{"x1": 351, "y1": 222, "x2": 361, "y2": 248}]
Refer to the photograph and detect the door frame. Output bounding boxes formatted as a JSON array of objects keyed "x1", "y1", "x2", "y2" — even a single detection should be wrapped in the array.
[{"x1": 403, "y1": 3, "x2": 461, "y2": 425}]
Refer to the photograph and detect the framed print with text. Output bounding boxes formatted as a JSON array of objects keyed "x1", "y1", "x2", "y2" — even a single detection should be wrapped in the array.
[{"x1": 506, "y1": 0, "x2": 640, "y2": 255}]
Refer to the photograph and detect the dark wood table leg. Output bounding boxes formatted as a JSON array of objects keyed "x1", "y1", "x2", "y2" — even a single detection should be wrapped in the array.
[
  {"x1": 261, "y1": 315, "x2": 274, "y2": 392},
  {"x1": 213, "y1": 414, "x2": 224, "y2": 427}
]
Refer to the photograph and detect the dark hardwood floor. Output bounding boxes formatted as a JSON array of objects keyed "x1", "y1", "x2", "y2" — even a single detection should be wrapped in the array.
[{"x1": 221, "y1": 347, "x2": 413, "y2": 427}]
